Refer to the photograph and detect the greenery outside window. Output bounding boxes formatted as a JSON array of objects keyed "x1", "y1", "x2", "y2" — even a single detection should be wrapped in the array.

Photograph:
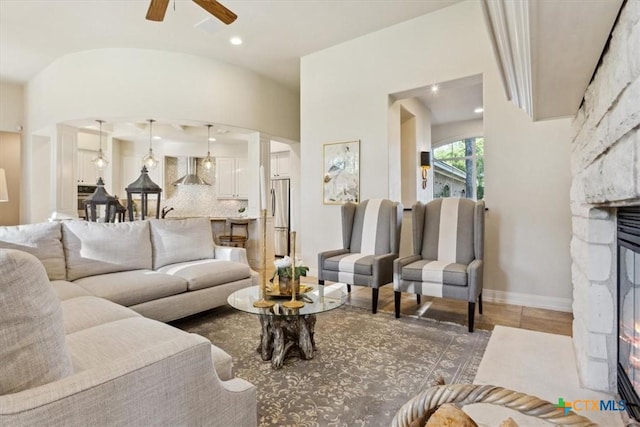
[{"x1": 433, "y1": 137, "x2": 484, "y2": 200}]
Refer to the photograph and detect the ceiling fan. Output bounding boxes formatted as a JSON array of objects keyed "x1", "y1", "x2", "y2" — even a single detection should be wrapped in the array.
[{"x1": 146, "y1": 0, "x2": 237, "y2": 25}]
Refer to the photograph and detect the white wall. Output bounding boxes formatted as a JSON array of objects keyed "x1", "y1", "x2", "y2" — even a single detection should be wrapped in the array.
[
  {"x1": 432, "y1": 119, "x2": 483, "y2": 147},
  {"x1": 0, "y1": 132, "x2": 21, "y2": 225},
  {"x1": 390, "y1": 97, "x2": 432, "y2": 208},
  {"x1": 0, "y1": 83, "x2": 23, "y2": 224},
  {"x1": 300, "y1": 0, "x2": 573, "y2": 308},
  {"x1": 22, "y1": 48, "x2": 300, "y2": 222},
  {"x1": 0, "y1": 82, "x2": 23, "y2": 132}
]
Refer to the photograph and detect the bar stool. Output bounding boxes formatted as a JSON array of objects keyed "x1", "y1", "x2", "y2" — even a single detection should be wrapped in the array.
[{"x1": 218, "y1": 218, "x2": 250, "y2": 248}]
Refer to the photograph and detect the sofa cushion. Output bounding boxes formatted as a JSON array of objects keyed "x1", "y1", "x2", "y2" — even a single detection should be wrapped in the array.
[
  {"x1": 156, "y1": 259, "x2": 252, "y2": 291},
  {"x1": 0, "y1": 222, "x2": 66, "y2": 280},
  {"x1": 400, "y1": 259, "x2": 468, "y2": 286},
  {"x1": 0, "y1": 249, "x2": 73, "y2": 394},
  {"x1": 61, "y1": 296, "x2": 141, "y2": 334},
  {"x1": 73, "y1": 269, "x2": 188, "y2": 307},
  {"x1": 323, "y1": 252, "x2": 374, "y2": 276},
  {"x1": 150, "y1": 218, "x2": 214, "y2": 269},
  {"x1": 51, "y1": 280, "x2": 93, "y2": 301},
  {"x1": 65, "y1": 316, "x2": 233, "y2": 381},
  {"x1": 62, "y1": 220, "x2": 152, "y2": 281}
]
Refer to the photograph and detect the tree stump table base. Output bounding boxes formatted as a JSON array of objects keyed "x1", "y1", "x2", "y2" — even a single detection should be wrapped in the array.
[{"x1": 257, "y1": 313, "x2": 317, "y2": 369}]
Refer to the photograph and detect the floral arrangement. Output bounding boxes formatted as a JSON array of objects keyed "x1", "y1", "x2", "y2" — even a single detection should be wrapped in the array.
[{"x1": 270, "y1": 256, "x2": 309, "y2": 283}]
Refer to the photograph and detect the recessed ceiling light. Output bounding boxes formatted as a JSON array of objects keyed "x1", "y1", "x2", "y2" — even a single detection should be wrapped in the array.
[
  {"x1": 474, "y1": 107, "x2": 484, "y2": 114},
  {"x1": 230, "y1": 37, "x2": 243, "y2": 46},
  {"x1": 152, "y1": 135, "x2": 162, "y2": 140},
  {"x1": 431, "y1": 85, "x2": 439, "y2": 93},
  {"x1": 208, "y1": 137, "x2": 216, "y2": 142}
]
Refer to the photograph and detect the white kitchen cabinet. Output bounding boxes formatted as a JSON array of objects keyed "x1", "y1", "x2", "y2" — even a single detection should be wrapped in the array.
[
  {"x1": 216, "y1": 157, "x2": 248, "y2": 199},
  {"x1": 77, "y1": 149, "x2": 101, "y2": 184},
  {"x1": 270, "y1": 151, "x2": 290, "y2": 177}
]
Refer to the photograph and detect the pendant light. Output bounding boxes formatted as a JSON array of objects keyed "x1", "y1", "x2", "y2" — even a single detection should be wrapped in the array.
[
  {"x1": 142, "y1": 119, "x2": 159, "y2": 170},
  {"x1": 203, "y1": 124, "x2": 215, "y2": 170},
  {"x1": 92, "y1": 119, "x2": 109, "y2": 171}
]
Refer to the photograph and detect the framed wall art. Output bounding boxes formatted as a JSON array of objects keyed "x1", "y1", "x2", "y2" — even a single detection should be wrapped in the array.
[{"x1": 323, "y1": 140, "x2": 360, "y2": 204}]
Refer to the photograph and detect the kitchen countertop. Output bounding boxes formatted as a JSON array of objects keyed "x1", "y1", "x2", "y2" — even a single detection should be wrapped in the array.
[{"x1": 165, "y1": 216, "x2": 258, "y2": 221}]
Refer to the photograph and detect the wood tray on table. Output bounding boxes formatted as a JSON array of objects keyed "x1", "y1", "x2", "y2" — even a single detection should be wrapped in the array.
[{"x1": 266, "y1": 284, "x2": 314, "y2": 298}]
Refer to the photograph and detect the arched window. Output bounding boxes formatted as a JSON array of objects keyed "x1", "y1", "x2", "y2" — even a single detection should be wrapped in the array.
[{"x1": 433, "y1": 137, "x2": 484, "y2": 200}]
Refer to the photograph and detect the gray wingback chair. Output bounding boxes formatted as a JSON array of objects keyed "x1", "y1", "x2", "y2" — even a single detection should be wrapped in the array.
[
  {"x1": 393, "y1": 198, "x2": 485, "y2": 332},
  {"x1": 318, "y1": 199, "x2": 403, "y2": 313}
]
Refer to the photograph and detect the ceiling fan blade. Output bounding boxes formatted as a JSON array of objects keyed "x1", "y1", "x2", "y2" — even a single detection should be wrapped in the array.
[
  {"x1": 192, "y1": 0, "x2": 237, "y2": 25},
  {"x1": 146, "y1": 0, "x2": 170, "y2": 22}
]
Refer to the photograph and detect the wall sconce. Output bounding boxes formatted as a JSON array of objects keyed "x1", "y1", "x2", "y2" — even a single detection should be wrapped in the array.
[{"x1": 420, "y1": 151, "x2": 431, "y2": 189}]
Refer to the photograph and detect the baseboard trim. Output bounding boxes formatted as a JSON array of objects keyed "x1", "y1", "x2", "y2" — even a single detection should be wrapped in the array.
[{"x1": 482, "y1": 289, "x2": 573, "y2": 313}]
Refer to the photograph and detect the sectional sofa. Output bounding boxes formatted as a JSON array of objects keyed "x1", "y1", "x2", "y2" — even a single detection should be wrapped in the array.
[{"x1": 0, "y1": 217, "x2": 258, "y2": 426}]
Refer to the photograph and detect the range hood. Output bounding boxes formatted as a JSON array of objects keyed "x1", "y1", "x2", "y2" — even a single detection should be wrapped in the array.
[{"x1": 172, "y1": 157, "x2": 210, "y2": 186}]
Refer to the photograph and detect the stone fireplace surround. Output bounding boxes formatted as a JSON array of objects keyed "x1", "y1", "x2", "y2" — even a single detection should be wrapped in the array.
[{"x1": 570, "y1": 1, "x2": 639, "y2": 392}]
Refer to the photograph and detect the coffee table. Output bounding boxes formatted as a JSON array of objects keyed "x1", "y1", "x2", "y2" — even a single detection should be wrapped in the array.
[{"x1": 227, "y1": 282, "x2": 348, "y2": 369}]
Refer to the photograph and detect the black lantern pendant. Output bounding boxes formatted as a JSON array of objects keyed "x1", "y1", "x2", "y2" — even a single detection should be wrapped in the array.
[
  {"x1": 83, "y1": 177, "x2": 117, "y2": 222},
  {"x1": 126, "y1": 166, "x2": 162, "y2": 221}
]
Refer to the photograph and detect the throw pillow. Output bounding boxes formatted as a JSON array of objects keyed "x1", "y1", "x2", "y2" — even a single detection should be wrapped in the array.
[
  {"x1": 0, "y1": 222, "x2": 66, "y2": 280},
  {"x1": 149, "y1": 218, "x2": 214, "y2": 269},
  {"x1": 0, "y1": 249, "x2": 73, "y2": 394}
]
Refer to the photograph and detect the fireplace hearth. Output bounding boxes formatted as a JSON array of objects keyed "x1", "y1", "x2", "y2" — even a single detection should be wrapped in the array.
[{"x1": 618, "y1": 207, "x2": 640, "y2": 421}]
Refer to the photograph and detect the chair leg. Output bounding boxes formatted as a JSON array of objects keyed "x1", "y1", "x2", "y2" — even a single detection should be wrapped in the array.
[
  {"x1": 372, "y1": 288, "x2": 379, "y2": 314},
  {"x1": 468, "y1": 302, "x2": 476, "y2": 333},
  {"x1": 394, "y1": 291, "x2": 401, "y2": 318},
  {"x1": 347, "y1": 284, "x2": 351, "y2": 293},
  {"x1": 416, "y1": 294, "x2": 421, "y2": 304},
  {"x1": 478, "y1": 292, "x2": 483, "y2": 314}
]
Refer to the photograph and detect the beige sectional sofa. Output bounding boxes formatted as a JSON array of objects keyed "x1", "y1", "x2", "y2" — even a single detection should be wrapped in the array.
[{"x1": 0, "y1": 217, "x2": 258, "y2": 426}]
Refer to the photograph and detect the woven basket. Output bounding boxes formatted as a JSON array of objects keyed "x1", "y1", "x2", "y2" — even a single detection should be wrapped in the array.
[{"x1": 392, "y1": 384, "x2": 597, "y2": 427}]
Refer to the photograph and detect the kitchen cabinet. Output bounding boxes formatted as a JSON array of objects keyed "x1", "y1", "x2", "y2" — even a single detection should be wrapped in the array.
[
  {"x1": 270, "y1": 151, "x2": 290, "y2": 177},
  {"x1": 77, "y1": 149, "x2": 101, "y2": 184},
  {"x1": 216, "y1": 157, "x2": 248, "y2": 199}
]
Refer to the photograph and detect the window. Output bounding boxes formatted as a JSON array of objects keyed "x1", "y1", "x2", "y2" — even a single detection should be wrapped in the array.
[{"x1": 433, "y1": 137, "x2": 484, "y2": 200}]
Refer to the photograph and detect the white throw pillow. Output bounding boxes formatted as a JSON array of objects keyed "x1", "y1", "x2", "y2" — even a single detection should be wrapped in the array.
[
  {"x1": 0, "y1": 249, "x2": 74, "y2": 394},
  {"x1": 149, "y1": 218, "x2": 214, "y2": 269},
  {"x1": 0, "y1": 222, "x2": 66, "y2": 280}
]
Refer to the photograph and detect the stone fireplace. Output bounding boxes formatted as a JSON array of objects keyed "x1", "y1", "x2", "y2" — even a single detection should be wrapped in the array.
[{"x1": 570, "y1": 1, "x2": 639, "y2": 393}]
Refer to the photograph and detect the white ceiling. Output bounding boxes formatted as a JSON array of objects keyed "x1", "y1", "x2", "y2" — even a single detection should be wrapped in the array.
[
  {"x1": 392, "y1": 74, "x2": 483, "y2": 125},
  {"x1": 0, "y1": 0, "x2": 621, "y2": 136},
  {"x1": 0, "y1": 0, "x2": 462, "y2": 90},
  {"x1": 0, "y1": 0, "x2": 469, "y2": 142}
]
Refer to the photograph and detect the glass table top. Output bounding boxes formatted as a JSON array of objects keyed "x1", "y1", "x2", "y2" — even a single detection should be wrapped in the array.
[{"x1": 227, "y1": 283, "x2": 348, "y2": 316}]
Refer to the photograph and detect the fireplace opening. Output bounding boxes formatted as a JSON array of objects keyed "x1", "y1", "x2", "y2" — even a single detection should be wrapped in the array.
[{"x1": 618, "y1": 206, "x2": 640, "y2": 421}]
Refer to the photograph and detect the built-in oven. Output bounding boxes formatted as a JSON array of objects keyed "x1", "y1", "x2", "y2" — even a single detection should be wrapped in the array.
[{"x1": 77, "y1": 185, "x2": 96, "y2": 219}]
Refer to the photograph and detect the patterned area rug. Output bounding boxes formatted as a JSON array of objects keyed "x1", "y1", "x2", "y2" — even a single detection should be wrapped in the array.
[{"x1": 173, "y1": 304, "x2": 490, "y2": 427}]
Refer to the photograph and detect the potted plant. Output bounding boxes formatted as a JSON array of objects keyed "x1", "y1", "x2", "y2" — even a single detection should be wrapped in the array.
[{"x1": 270, "y1": 256, "x2": 309, "y2": 295}]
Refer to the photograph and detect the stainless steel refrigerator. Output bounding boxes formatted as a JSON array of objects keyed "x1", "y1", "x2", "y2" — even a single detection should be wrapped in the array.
[{"x1": 271, "y1": 178, "x2": 290, "y2": 257}]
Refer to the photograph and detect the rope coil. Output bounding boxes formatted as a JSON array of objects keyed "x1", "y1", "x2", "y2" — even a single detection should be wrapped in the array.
[{"x1": 391, "y1": 384, "x2": 598, "y2": 427}]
